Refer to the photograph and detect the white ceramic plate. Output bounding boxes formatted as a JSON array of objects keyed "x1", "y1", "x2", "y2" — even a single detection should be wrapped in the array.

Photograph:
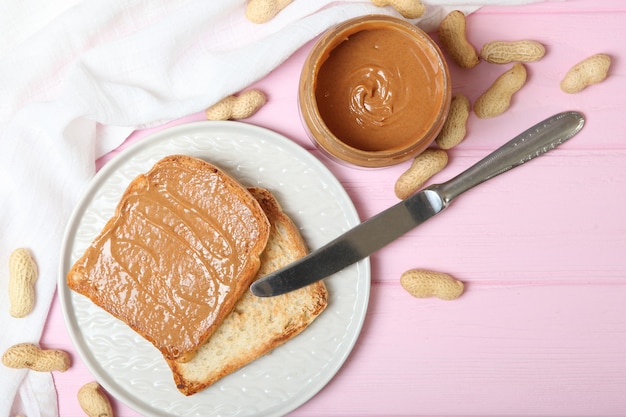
[{"x1": 59, "y1": 121, "x2": 370, "y2": 417}]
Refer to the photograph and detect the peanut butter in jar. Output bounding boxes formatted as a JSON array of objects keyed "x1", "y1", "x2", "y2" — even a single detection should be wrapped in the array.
[{"x1": 299, "y1": 15, "x2": 451, "y2": 168}]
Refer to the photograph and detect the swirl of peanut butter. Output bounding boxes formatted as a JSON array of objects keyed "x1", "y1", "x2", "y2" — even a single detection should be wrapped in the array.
[{"x1": 348, "y1": 65, "x2": 404, "y2": 128}]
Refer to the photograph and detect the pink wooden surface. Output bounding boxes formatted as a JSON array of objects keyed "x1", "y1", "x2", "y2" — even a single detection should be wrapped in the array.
[{"x1": 42, "y1": 0, "x2": 626, "y2": 415}]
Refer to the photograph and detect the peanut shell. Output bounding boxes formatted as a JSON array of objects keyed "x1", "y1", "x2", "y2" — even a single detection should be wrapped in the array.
[
  {"x1": 401, "y1": 269, "x2": 464, "y2": 300},
  {"x1": 560, "y1": 53, "x2": 611, "y2": 94},
  {"x1": 394, "y1": 149, "x2": 448, "y2": 199},
  {"x1": 438, "y1": 11, "x2": 479, "y2": 69},
  {"x1": 436, "y1": 94, "x2": 471, "y2": 150},
  {"x1": 474, "y1": 63, "x2": 527, "y2": 119},
  {"x1": 480, "y1": 40, "x2": 545, "y2": 64}
]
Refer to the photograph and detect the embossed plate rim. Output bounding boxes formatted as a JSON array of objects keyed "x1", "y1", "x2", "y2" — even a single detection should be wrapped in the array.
[{"x1": 58, "y1": 121, "x2": 370, "y2": 417}]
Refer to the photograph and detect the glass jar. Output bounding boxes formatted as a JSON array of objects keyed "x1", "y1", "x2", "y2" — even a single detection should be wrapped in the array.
[{"x1": 299, "y1": 15, "x2": 451, "y2": 168}]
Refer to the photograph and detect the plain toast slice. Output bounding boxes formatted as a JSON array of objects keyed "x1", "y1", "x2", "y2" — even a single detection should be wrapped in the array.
[{"x1": 168, "y1": 187, "x2": 328, "y2": 395}]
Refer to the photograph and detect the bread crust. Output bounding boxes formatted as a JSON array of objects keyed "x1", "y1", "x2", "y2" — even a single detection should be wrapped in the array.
[
  {"x1": 67, "y1": 155, "x2": 270, "y2": 362},
  {"x1": 168, "y1": 187, "x2": 328, "y2": 395}
]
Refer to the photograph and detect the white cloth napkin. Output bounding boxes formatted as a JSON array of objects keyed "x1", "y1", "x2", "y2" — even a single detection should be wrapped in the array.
[{"x1": 0, "y1": 1, "x2": 541, "y2": 415}]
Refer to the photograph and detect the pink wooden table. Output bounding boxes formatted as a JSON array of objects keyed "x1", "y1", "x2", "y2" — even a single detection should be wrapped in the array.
[{"x1": 42, "y1": 0, "x2": 626, "y2": 415}]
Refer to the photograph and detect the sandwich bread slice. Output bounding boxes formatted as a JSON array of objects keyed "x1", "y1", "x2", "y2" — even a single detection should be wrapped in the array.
[
  {"x1": 67, "y1": 155, "x2": 271, "y2": 362},
  {"x1": 168, "y1": 187, "x2": 328, "y2": 395}
]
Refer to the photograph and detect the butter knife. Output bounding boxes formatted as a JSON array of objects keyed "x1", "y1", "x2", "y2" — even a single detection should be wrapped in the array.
[{"x1": 251, "y1": 111, "x2": 585, "y2": 297}]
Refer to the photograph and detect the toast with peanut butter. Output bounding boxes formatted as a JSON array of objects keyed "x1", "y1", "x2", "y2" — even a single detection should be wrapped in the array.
[
  {"x1": 67, "y1": 155, "x2": 270, "y2": 362},
  {"x1": 168, "y1": 187, "x2": 328, "y2": 396}
]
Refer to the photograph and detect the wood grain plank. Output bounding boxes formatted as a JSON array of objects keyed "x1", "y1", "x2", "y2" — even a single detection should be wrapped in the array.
[
  {"x1": 295, "y1": 283, "x2": 626, "y2": 416},
  {"x1": 324, "y1": 150, "x2": 626, "y2": 286}
]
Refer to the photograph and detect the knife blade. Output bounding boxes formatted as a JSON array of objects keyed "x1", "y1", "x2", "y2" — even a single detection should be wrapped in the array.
[{"x1": 251, "y1": 111, "x2": 585, "y2": 297}]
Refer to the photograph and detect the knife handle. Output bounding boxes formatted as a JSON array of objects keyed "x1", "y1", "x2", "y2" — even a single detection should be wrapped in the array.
[{"x1": 431, "y1": 111, "x2": 585, "y2": 205}]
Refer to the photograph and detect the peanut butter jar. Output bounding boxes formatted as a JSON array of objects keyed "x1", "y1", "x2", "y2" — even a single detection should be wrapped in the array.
[{"x1": 299, "y1": 15, "x2": 451, "y2": 168}]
